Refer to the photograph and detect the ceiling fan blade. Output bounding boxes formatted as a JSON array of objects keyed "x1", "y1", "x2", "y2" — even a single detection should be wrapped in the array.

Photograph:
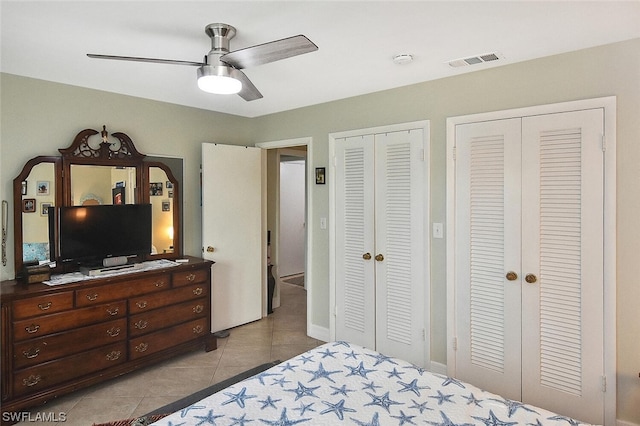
[
  {"x1": 87, "y1": 53, "x2": 204, "y2": 67},
  {"x1": 220, "y1": 35, "x2": 318, "y2": 69},
  {"x1": 233, "y1": 69, "x2": 263, "y2": 101}
]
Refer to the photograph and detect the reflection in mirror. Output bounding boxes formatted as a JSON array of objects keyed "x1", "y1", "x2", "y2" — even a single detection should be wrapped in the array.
[
  {"x1": 149, "y1": 167, "x2": 174, "y2": 254},
  {"x1": 22, "y1": 162, "x2": 55, "y2": 263},
  {"x1": 70, "y1": 165, "x2": 136, "y2": 206}
]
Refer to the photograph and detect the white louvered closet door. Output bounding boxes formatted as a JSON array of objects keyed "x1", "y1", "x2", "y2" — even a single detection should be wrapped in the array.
[
  {"x1": 374, "y1": 129, "x2": 425, "y2": 366},
  {"x1": 520, "y1": 109, "x2": 604, "y2": 422},
  {"x1": 335, "y1": 129, "x2": 426, "y2": 366},
  {"x1": 335, "y1": 135, "x2": 376, "y2": 349},
  {"x1": 453, "y1": 109, "x2": 605, "y2": 424},
  {"x1": 454, "y1": 118, "x2": 523, "y2": 401}
]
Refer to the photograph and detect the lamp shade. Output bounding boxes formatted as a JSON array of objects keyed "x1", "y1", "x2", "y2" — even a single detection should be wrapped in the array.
[{"x1": 197, "y1": 64, "x2": 242, "y2": 94}]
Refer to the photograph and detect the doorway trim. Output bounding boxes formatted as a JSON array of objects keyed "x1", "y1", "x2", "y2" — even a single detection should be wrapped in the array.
[{"x1": 256, "y1": 137, "x2": 322, "y2": 340}]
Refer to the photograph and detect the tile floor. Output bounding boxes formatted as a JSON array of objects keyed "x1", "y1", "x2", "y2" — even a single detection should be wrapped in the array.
[{"x1": 16, "y1": 282, "x2": 323, "y2": 426}]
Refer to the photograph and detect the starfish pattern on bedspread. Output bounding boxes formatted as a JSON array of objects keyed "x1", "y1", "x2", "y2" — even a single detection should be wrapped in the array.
[{"x1": 149, "y1": 342, "x2": 594, "y2": 426}]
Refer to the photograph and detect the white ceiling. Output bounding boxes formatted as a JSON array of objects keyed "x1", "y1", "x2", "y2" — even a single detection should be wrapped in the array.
[{"x1": 2, "y1": 1, "x2": 639, "y2": 118}]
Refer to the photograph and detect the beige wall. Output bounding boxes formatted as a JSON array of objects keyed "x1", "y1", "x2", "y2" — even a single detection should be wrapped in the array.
[{"x1": 1, "y1": 38, "x2": 638, "y2": 423}]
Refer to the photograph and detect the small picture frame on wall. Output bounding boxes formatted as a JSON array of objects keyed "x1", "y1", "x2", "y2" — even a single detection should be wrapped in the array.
[
  {"x1": 40, "y1": 202, "x2": 52, "y2": 216},
  {"x1": 150, "y1": 182, "x2": 163, "y2": 196},
  {"x1": 315, "y1": 167, "x2": 326, "y2": 185},
  {"x1": 21, "y1": 181, "x2": 27, "y2": 195},
  {"x1": 22, "y1": 199, "x2": 36, "y2": 213},
  {"x1": 36, "y1": 181, "x2": 49, "y2": 196},
  {"x1": 162, "y1": 200, "x2": 171, "y2": 212}
]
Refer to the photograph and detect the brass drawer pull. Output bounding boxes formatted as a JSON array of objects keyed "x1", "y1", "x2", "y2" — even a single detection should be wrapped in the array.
[
  {"x1": 135, "y1": 343, "x2": 148, "y2": 353},
  {"x1": 134, "y1": 320, "x2": 148, "y2": 330},
  {"x1": 23, "y1": 347, "x2": 40, "y2": 359},
  {"x1": 106, "y1": 351, "x2": 121, "y2": 361},
  {"x1": 86, "y1": 293, "x2": 99, "y2": 301},
  {"x1": 136, "y1": 301, "x2": 148, "y2": 309},
  {"x1": 25, "y1": 324, "x2": 40, "y2": 334},
  {"x1": 193, "y1": 325, "x2": 204, "y2": 334},
  {"x1": 107, "y1": 327, "x2": 121, "y2": 337},
  {"x1": 154, "y1": 280, "x2": 166, "y2": 288},
  {"x1": 186, "y1": 273, "x2": 196, "y2": 282},
  {"x1": 23, "y1": 374, "x2": 41, "y2": 387},
  {"x1": 193, "y1": 305, "x2": 204, "y2": 314},
  {"x1": 193, "y1": 287, "x2": 203, "y2": 296},
  {"x1": 107, "y1": 307, "x2": 119, "y2": 316},
  {"x1": 38, "y1": 302, "x2": 52, "y2": 311}
]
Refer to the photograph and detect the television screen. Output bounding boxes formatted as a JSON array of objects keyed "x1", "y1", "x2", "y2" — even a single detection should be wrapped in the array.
[{"x1": 51, "y1": 204, "x2": 152, "y2": 264}]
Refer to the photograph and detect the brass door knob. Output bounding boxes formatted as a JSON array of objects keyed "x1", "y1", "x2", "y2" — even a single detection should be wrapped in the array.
[
  {"x1": 525, "y1": 273, "x2": 538, "y2": 284},
  {"x1": 375, "y1": 254, "x2": 384, "y2": 262},
  {"x1": 505, "y1": 271, "x2": 518, "y2": 281},
  {"x1": 206, "y1": 246, "x2": 215, "y2": 253},
  {"x1": 362, "y1": 253, "x2": 372, "y2": 260}
]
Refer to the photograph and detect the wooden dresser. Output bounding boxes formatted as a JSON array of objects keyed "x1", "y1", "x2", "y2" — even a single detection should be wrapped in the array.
[{"x1": 0, "y1": 257, "x2": 216, "y2": 420}]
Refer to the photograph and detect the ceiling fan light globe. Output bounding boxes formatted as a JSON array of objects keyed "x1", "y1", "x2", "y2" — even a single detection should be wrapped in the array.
[{"x1": 197, "y1": 65, "x2": 242, "y2": 95}]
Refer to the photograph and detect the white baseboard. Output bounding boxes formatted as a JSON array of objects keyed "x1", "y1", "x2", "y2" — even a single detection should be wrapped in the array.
[
  {"x1": 429, "y1": 361, "x2": 447, "y2": 375},
  {"x1": 617, "y1": 419, "x2": 640, "y2": 426},
  {"x1": 307, "y1": 323, "x2": 330, "y2": 342}
]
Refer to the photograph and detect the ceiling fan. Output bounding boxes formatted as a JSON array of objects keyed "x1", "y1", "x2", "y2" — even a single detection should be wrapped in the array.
[{"x1": 87, "y1": 23, "x2": 318, "y2": 101}]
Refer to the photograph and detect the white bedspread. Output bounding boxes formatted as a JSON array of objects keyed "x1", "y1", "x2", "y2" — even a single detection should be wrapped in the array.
[{"x1": 151, "y1": 341, "x2": 594, "y2": 425}]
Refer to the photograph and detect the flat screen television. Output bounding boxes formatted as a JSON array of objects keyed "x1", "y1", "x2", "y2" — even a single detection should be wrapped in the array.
[{"x1": 49, "y1": 204, "x2": 152, "y2": 265}]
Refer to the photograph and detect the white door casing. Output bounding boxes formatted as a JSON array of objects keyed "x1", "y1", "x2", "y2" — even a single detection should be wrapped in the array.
[{"x1": 201, "y1": 143, "x2": 265, "y2": 333}]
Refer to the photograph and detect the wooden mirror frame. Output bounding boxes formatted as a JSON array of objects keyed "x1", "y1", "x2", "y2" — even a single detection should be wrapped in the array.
[
  {"x1": 13, "y1": 156, "x2": 62, "y2": 276},
  {"x1": 13, "y1": 126, "x2": 181, "y2": 277},
  {"x1": 143, "y1": 161, "x2": 181, "y2": 258}
]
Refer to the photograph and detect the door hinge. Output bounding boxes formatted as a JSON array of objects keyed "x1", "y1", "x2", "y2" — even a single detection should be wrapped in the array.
[
  {"x1": 601, "y1": 134, "x2": 606, "y2": 152},
  {"x1": 602, "y1": 376, "x2": 607, "y2": 392},
  {"x1": 422, "y1": 329, "x2": 426, "y2": 341},
  {"x1": 452, "y1": 337, "x2": 458, "y2": 351},
  {"x1": 452, "y1": 146, "x2": 457, "y2": 161},
  {"x1": 419, "y1": 149, "x2": 425, "y2": 161}
]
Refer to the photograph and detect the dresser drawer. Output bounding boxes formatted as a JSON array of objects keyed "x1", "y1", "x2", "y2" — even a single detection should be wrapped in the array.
[
  {"x1": 129, "y1": 284, "x2": 208, "y2": 314},
  {"x1": 129, "y1": 298, "x2": 207, "y2": 337},
  {"x1": 12, "y1": 341, "x2": 126, "y2": 397},
  {"x1": 172, "y1": 268, "x2": 209, "y2": 287},
  {"x1": 75, "y1": 274, "x2": 170, "y2": 307},
  {"x1": 13, "y1": 318, "x2": 127, "y2": 369},
  {"x1": 129, "y1": 317, "x2": 208, "y2": 360},
  {"x1": 12, "y1": 292, "x2": 74, "y2": 320},
  {"x1": 12, "y1": 300, "x2": 126, "y2": 341}
]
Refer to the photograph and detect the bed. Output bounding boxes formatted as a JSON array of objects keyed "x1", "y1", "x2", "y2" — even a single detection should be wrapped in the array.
[{"x1": 150, "y1": 341, "x2": 594, "y2": 425}]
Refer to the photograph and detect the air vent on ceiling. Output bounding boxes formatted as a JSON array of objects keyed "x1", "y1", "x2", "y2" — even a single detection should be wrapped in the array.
[{"x1": 448, "y1": 52, "x2": 503, "y2": 68}]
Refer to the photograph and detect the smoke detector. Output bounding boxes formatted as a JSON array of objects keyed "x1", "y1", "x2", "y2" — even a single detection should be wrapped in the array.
[
  {"x1": 393, "y1": 54, "x2": 414, "y2": 65},
  {"x1": 448, "y1": 52, "x2": 503, "y2": 68}
]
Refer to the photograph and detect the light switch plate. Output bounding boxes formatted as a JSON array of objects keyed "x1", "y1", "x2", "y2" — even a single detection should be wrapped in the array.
[{"x1": 433, "y1": 222, "x2": 444, "y2": 239}]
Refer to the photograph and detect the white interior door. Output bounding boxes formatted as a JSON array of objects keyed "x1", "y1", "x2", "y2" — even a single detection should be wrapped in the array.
[
  {"x1": 374, "y1": 129, "x2": 426, "y2": 366},
  {"x1": 202, "y1": 143, "x2": 264, "y2": 333},
  {"x1": 453, "y1": 118, "x2": 523, "y2": 400},
  {"x1": 520, "y1": 109, "x2": 604, "y2": 423},
  {"x1": 334, "y1": 134, "x2": 376, "y2": 349}
]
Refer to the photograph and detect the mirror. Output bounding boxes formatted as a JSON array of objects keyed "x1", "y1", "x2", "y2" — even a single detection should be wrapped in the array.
[
  {"x1": 70, "y1": 165, "x2": 137, "y2": 206},
  {"x1": 146, "y1": 163, "x2": 180, "y2": 256},
  {"x1": 13, "y1": 127, "x2": 182, "y2": 277},
  {"x1": 13, "y1": 156, "x2": 62, "y2": 273}
]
